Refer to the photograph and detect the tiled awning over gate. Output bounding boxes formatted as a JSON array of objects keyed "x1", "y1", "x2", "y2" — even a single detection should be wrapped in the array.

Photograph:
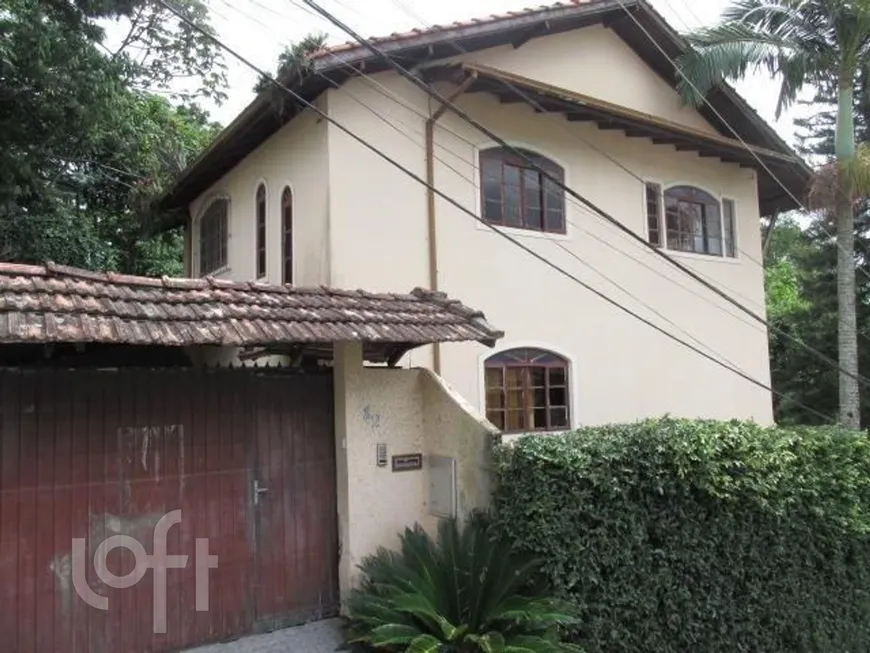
[{"x1": 0, "y1": 262, "x2": 503, "y2": 362}]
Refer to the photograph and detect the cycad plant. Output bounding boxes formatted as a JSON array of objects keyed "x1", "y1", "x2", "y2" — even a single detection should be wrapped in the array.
[
  {"x1": 345, "y1": 517, "x2": 580, "y2": 653},
  {"x1": 677, "y1": 0, "x2": 870, "y2": 429}
]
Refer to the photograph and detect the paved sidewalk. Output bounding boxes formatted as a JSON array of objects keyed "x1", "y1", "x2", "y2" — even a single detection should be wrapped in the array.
[{"x1": 184, "y1": 619, "x2": 344, "y2": 653}]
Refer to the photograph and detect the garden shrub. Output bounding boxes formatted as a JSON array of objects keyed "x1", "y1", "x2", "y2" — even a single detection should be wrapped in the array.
[
  {"x1": 345, "y1": 516, "x2": 580, "y2": 652},
  {"x1": 493, "y1": 418, "x2": 870, "y2": 653}
]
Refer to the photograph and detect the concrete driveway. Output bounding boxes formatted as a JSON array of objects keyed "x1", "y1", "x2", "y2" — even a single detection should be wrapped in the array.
[{"x1": 183, "y1": 619, "x2": 344, "y2": 653}]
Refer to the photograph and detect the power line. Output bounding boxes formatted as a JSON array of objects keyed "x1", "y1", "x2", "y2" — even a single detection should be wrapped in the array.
[
  {"x1": 292, "y1": 0, "x2": 870, "y2": 392},
  {"x1": 323, "y1": 0, "x2": 771, "y2": 312},
  {"x1": 609, "y1": 0, "x2": 870, "y2": 278},
  {"x1": 156, "y1": 0, "x2": 836, "y2": 424},
  {"x1": 380, "y1": 0, "x2": 870, "y2": 301},
  {"x1": 215, "y1": 0, "x2": 867, "y2": 370},
  {"x1": 366, "y1": 0, "x2": 773, "y2": 269},
  {"x1": 224, "y1": 0, "x2": 770, "y2": 328},
  {"x1": 246, "y1": 0, "x2": 772, "y2": 319},
  {"x1": 218, "y1": 0, "x2": 768, "y2": 376},
  {"x1": 367, "y1": 0, "x2": 870, "y2": 353}
]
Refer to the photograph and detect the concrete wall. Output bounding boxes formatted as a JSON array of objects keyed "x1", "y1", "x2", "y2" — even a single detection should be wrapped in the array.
[
  {"x1": 419, "y1": 369, "x2": 498, "y2": 533},
  {"x1": 187, "y1": 99, "x2": 331, "y2": 286},
  {"x1": 332, "y1": 343, "x2": 496, "y2": 598}
]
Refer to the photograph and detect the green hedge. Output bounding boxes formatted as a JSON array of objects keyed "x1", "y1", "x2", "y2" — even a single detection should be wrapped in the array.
[{"x1": 492, "y1": 418, "x2": 870, "y2": 653}]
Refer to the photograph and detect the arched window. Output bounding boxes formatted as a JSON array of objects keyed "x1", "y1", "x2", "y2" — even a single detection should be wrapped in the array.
[
  {"x1": 198, "y1": 198, "x2": 229, "y2": 276},
  {"x1": 281, "y1": 186, "x2": 293, "y2": 284},
  {"x1": 255, "y1": 183, "x2": 267, "y2": 278},
  {"x1": 484, "y1": 348, "x2": 570, "y2": 433},
  {"x1": 479, "y1": 148, "x2": 565, "y2": 234},
  {"x1": 642, "y1": 184, "x2": 737, "y2": 257}
]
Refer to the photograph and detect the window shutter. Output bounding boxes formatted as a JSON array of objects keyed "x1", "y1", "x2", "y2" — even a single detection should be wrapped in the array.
[
  {"x1": 723, "y1": 198, "x2": 736, "y2": 258},
  {"x1": 645, "y1": 182, "x2": 662, "y2": 246}
]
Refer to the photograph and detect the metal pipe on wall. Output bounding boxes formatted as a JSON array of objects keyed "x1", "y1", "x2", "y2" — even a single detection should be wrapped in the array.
[{"x1": 425, "y1": 74, "x2": 476, "y2": 375}]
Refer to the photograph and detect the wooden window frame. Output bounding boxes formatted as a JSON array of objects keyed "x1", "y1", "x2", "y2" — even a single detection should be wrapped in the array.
[
  {"x1": 484, "y1": 348, "x2": 570, "y2": 433},
  {"x1": 479, "y1": 148, "x2": 566, "y2": 235},
  {"x1": 255, "y1": 183, "x2": 267, "y2": 279},
  {"x1": 644, "y1": 185, "x2": 738, "y2": 259},
  {"x1": 281, "y1": 186, "x2": 293, "y2": 285},
  {"x1": 722, "y1": 197, "x2": 737, "y2": 258},
  {"x1": 198, "y1": 198, "x2": 229, "y2": 276},
  {"x1": 645, "y1": 181, "x2": 663, "y2": 247}
]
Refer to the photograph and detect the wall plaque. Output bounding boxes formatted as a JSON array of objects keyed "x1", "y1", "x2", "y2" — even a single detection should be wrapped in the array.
[{"x1": 392, "y1": 453, "x2": 423, "y2": 472}]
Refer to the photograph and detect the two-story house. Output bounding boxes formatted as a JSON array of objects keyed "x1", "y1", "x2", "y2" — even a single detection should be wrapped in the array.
[{"x1": 162, "y1": 0, "x2": 810, "y2": 431}]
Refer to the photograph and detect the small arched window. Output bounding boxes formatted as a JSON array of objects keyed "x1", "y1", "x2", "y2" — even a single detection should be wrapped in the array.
[
  {"x1": 281, "y1": 186, "x2": 293, "y2": 284},
  {"x1": 484, "y1": 348, "x2": 570, "y2": 433},
  {"x1": 645, "y1": 184, "x2": 736, "y2": 257},
  {"x1": 255, "y1": 183, "x2": 266, "y2": 278},
  {"x1": 480, "y1": 148, "x2": 565, "y2": 234},
  {"x1": 198, "y1": 198, "x2": 229, "y2": 276}
]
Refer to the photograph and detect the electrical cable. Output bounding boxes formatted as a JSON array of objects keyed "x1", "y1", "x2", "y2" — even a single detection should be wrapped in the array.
[
  {"x1": 156, "y1": 0, "x2": 837, "y2": 424},
  {"x1": 217, "y1": 0, "x2": 771, "y2": 331},
  {"x1": 291, "y1": 0, "x2": 870, "y2": 391}
]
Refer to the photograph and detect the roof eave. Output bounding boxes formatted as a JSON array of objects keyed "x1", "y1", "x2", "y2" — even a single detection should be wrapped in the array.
[
  {"x1": 159, "y1": 1, "x2": 640, "y2": 212},
  {"x1": 161, "y1": 0, "x2": 810, "y2": 216}
]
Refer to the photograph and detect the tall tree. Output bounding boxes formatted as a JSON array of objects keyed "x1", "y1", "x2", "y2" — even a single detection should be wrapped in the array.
[
  {"x1": 0, "y1": 0, "x2": 224, "y2": 274},
  {"x1": 677, "y1": 0, "x2": 870, "y2": 429}
]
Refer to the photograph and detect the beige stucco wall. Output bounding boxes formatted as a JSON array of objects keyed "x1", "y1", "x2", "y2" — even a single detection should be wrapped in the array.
[
  {"x1": 333, "y1": 343, "x2": 426, "y2": 598},
  {"x1": 419, "y1": 369, "x2": 499, "y2": 534},
  {"x1": 325, "y1": 34, "x2": 773, "y2": 425},
  {"x1": 454, "y1": 25, "x2": 717, "y2": 134},
  {"x1": 185, "y1": 23, "x2": 775, "y2": 426},
  {"x1": 187, "y1": 98, "x2": 331, "y2": 286},
  {"x1": 332, "y1": 343, "x2": 496, "y2": 598}
]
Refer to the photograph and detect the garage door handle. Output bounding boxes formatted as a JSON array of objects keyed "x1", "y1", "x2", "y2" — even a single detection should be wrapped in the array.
[{"x1": 253, "y1": 479, "x2": 269, "y2": 505}]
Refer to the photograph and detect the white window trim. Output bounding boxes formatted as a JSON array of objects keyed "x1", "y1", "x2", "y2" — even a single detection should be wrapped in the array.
[
  {"x1": 642, "y1": 180, "x2": 740, "y2": 263},
  {"x1": 477, "y1": 341, "x2": 580, "y2": 434},
  {"x1": 472, "y1": 141, "x2": 574, "y2": 241},
  {"x1": 254, "y1": 179, "x2": 268, "y2": 280},
  {"x1": 280, "y1": 183, "x2": 295, "y2": 285},
  {"x1": 193, "y1": 193, "x2": 232, "y2": 277}
]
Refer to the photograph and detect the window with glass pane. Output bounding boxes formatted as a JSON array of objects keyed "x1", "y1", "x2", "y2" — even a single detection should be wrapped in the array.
[
  {"x1": 255, "y1": 184, "x2": 266, "y2": 278},
  {"x1": 281, "y1": 187, "x2": 293, "y2": 284},
  {"x1": 722, "y1": 198, "x2": 736, "y2": 258},
  {"x1": 484, "y1": 348, "x2": 570, "y2": 433},
  {"x1": 664, "y1": 186, "x2": 722, "y2": 256},
  {"x1": 479, "y1": 148, "x2": 565, "y2": 234},
  {"x1": 645, "y1": 182, "x2": 662, "y2": 246},
  {"x1": 198, "y1": 198, "x2": 228, "y2": 276}
]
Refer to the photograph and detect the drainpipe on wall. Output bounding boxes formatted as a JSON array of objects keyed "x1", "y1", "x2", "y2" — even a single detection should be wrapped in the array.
[{"x1": 425, "y1": 74, "x2": 476, "y2": 375}]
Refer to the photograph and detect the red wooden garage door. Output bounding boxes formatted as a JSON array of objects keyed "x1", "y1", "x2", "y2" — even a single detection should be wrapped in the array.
[{"x1": 0, "y1": 368, "x2": 338, "y2": 653}]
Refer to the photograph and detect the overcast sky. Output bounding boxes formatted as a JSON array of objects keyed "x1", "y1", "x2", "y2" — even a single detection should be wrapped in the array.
[{"x1": 170, "y1": 0, "x2": 806, "y2": 144}]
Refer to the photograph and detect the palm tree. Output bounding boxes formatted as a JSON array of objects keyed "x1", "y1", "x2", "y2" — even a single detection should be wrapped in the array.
[{"x1": 677, "y1": 0, "x2": 870, "y2": 430}]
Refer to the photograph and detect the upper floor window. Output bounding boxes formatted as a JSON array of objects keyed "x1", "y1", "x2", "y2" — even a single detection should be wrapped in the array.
[
  {"x1": 645, "y1": 183, "x2": 737, "y2": 258},
  {"x1": 480, "y1": 148, "x2": 566, "y2": 234},
  {"x1": 282, "y1": 186, "x2": 293, "y2": 284},
  {"x1": 484, "y1": 348, "x2": 570, "y2": 433},
  {"x1": 198, "y1": 198, "x2": 228, "y2": 276},
  {"x1": 255, "y1": 183, "x2": 266, "y2": 279}
]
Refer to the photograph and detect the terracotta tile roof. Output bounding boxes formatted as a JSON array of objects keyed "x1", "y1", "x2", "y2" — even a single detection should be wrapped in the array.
[
  {"x1": 312, "y1": 0, "x2": 594, "y2": 60},
  {"x1": 0, "y1": 262, "x2": 503, "y2": 348}
]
